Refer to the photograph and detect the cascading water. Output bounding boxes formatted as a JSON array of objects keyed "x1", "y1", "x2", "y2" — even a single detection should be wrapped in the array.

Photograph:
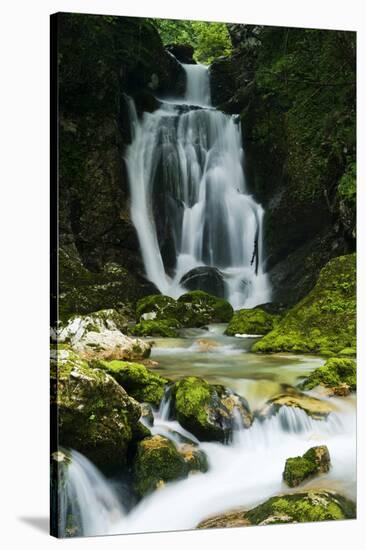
[{"x1": 125, "y1": 63, "x2": 271, "y2": 308}]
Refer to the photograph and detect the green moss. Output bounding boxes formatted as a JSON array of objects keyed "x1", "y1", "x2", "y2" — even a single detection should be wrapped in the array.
[
  {"x1": 91, "y1": 359, "x2": 169, "y2": 407},
  {"x1": 253, "y1": 254, "x2": 356, "y2": 354},
  {"x1": 300, "y1": 357, "x2": 356, "y2": 391},
  {"x1": 225, "y1": 308, "x2": 278, "y2": 336},
  {"x1": 246, "y1": 491, "x2": 356, "y2": 525},
  {"x1": 133, "y1": 435, "x2": 188, "y2": 497},
  {"x1": 178, "y1": 290, "x2": 233, "y2": 323},
  {"x1": 283, "y1": 446, "x2": 330, "y2": 487},
  {"x1": 132, "y1": 319, "x2": 180, "y2": 337},
  {"x1": 135, "y1": 294, "x2": 177, "y2": 321}
]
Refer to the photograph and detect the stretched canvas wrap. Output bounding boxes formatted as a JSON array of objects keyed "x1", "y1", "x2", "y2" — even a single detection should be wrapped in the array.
[{"x1": 50, "y1": 12, "x2": 357, "y2": 538}]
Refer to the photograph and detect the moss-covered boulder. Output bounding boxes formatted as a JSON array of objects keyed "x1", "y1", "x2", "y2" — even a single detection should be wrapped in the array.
[
  {"x1": 133, "y1": 435, "x2": 207, "y2": 497},
  {"x1": 58, "y1": 310, "x2": 151, "y2": 361},
  {"x1": 245, "y1": 491, "x2": 355, "y2": 525},
  {"x1": 132, "y1": 319, "x2": 180, "y2": 337},
  {"x1": 253, "y1": 254, "x2": 356, "y2": 354},
  {"x1": 225, "y1": 307, "x2": 278, "y2": 336},
  {"x1": 299, "y1": 357, "x2": 356, "y2": 393},
  {"x1": 171, "y1": 376, "x2": 252, "y2": 442},
  {"x1": 283, "y1": 445, "x2": 331, "y2": 487},
  {"x1": 177, "y1": 291, "x2": 233, "y2": 325},
  {"x1": 91, "y1": 360, "x2": 169, "y2": 407},
  {"x1": 135, "y1": 291, "x2": 233, "y2": 329},
  {"x1": 258, "y1": 391, "x2": 333, "y2": 420},
  {"x1": 51, "y1": 347, "x2": 141, "y2": 470},
  {"x1": 198, "y1": 491, "x2": 355, "y2": 528}
]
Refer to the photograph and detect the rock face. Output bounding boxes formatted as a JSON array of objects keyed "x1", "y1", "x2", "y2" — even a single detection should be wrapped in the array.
[
  {"x1": 56, "y1": 14, "x2": 186, "y2": 324},
  {"x1": 197, "y1": 491, "x2": 356, "y2": 528},
  {"x1": 133, "y1": 435, "x2": 208, "y2": 497},
  {"x1": 51, "y1": 347, "x2": 141, "y2": 470},
  {"x1": 299, "y1": 357, "x2": 356, "y2": 394},
  {"x1": 134, "y1": 291, "x2": 233, "y2": 334},
  {"x1": 253, "y1": 254, "x2": 356, "y2": 355},
  {"x1": 180, "y1": 267, "x2": 225, "y2": 298},
  {"x1": 58, "y1": 310, "x2": 151, "y2": 361},
  {"x1": 171, "y1": 376, "x2": 252, "y2": 442},
  {"x1": 283, "y1": 446, "x2": 331, "y2": 487},
  {"x1": 225, "y1": 307, "x2": 279, "y2": 336},
  {"x1": 210, "y1": 25, "x2": 355, "y2": 306},
  {"x1": 258, "y1": 392, "x2": 333, "y2": 420},
  {"x1": 91, "y1": 360, "x2": 169, "y2": 407},
  {"x1": 166, "y1": 44, "x2": 196, "y2": 64}
]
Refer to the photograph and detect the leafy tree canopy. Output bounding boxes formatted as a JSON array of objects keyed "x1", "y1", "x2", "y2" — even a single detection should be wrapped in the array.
[{"x1": 153, "y1": 19, "x2": 232, "y2": 64}]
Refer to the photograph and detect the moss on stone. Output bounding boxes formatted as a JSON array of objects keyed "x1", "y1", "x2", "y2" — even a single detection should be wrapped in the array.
[
  {"x1": 132, "y1": 319, "x2": 180, "y2": 337},
  {"x1": 177, "y1": 290, "x2": 233, "y2": 324},
  {"x1": 135, "y1": 294, "x2": 177, "y2": 321},
  {"x1": 91, "y1": 359, "x2": 169, "y2": 407},
  {"x1": 171, "y1": 376, "x2": 252, "y2": 442},
  {"x1": 253, "y1": 254, "x2": 356, "y2": 354},
  {"x1": 245, "y1": 491, "x2": 355, "y2": 525},
  {"x1": 225, "y1": 308, "x2": 278, "y2": 336},
  {"x1": 283, "y1": 445, "x2": 330, "y2": 487},
  {"x1": 300, "y1": 357, "x2": 356, "y2": 392},
  {"x1": 259, "y1": 392, "x2": 334, "y2": 420}
]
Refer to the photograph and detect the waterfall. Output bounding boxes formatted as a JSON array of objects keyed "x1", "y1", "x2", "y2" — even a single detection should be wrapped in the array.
[
  {"x1": 58, "y1": 450, "x2": 125, "y2": 537},
  {"x1": 125, "y1": 63, "x2": 271, "y2": 309}
]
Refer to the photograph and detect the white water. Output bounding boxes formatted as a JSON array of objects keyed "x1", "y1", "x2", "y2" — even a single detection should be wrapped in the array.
[
  {"x1": 61, "y1": 396, "x2": 355, "y2": 536},
  {"x1": 125, "y1": 63, "x2": 271, "y2": 308}
]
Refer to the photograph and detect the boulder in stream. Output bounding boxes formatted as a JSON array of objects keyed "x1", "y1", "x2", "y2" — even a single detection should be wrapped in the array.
[
  {"x1": 133, "y1": 435, "x2": 207, "y2": 497},
  {"x1": 258, "y1": 391, "x2": 334, "y2": 420},
  {"x1": 225, "y1": 307, "x2": 279, "y2": 336},
  {"x1": 170, "y1": 376, "x2": 253, "y2": 442},
  {"x1": 90, "y1": 359, "x2": 169, "y2": 407},
  {"x1": 180, "y1": 266, "x2": 225, "y2": 298},
  {"x1": 299, "y1": 357, "x2": 356, "y2": 395},
  {"x1": 283, "y1": 445, "x2": 331, "y2": 487},
  {"x1": 51, "y1": 347, "x2": 141, "y2": 471}
]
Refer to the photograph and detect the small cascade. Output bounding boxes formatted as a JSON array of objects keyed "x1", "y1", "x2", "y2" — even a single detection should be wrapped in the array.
[
  {"x1": 58, "y1": 450, "x2": 125, "y2": 537},
  {"x1": 125, "y1": 62, "x2": 271, "y2": 309},
  {"x1": 157, "y1": 386, "x2": 172, "y2": 420}
]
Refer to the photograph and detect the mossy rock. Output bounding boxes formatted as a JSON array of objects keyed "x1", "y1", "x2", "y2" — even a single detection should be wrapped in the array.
[
  {"x1": 283, "y1": 445, "x2": 331, "y2": 487},
  {"x1": 225, "y1": 307, "x2": 278, "y2": 336},
  {"x1": 177, "y1": 290, "x2": 234, "y2": 324},
  {"x1": 91, "y1": 360, "x2": 169, "y2": 407},
  {"x1": 258, "y1": 391, "x2": 333, "y2": 420},
  {"x1": 51, "y1": 348, "x2": 141, "y2": 471},
  {"x1": 253, "y1": 254, "x2": 356, "y2": 354},
  {"x1": 245, "y1": 491, "x2": 356, "y2": 525},
  {"x1": 135, "y1": 291, "x2": 233, "y2": 329},
  {"x1": 132, "y1": 319, "x2": 180, "y2": 337},
  {"x1": 299, "y1": 357, "x2": 356, "y2": 392},
  {"x1": 133, "y1": 435, "x2": 207, "y2": 497},
  {"x1": 171, "y1": 376, "x2": 252, "y2": 442}
]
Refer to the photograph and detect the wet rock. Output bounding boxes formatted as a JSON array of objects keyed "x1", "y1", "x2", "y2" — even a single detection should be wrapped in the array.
[
  {"x1": 283, "y1": 446, "x2": 331, "y2": 487},
  {"x1": 90, "y1": 360, "x2": 169, "y2": 407},
  {"x1": 197, "y1": 509, "x2": 251, "y2": 529},
  {"x1": 58, "y1": 310, "x2": 151, "y2": 361},
  {"x1": 299, "y1": 357, "x2": 356, "y2": 394},
  {"x1": 171, "y1": 376, "x2": 252, "y2": 442},
  {"x1": 133, "y1": 435, "x2": 207, "y2": 497},
  {"x1": 51, "y1": 347, "x2": 141, "y2": 471},
  {"x1": 180, "y1": 267, "x2": 225, "y2": 298},
  {"x1": 195, "y1": 339, "x2": 219, "y2": 352},
  {"x1": 258, "y1": 391, "x2": 333, "y2": 420},
  {"x1": 225, "y1": 307, "x2": 279, "y2": 336},
  {"x1": 166, "y1": 44, "x2": 196, "y2": 64},
  {"x1": 140, "y1": 403, "x2": 154, "y2": 426},
  {"x1": 132, "y1": 319, "x2": 180, "y2": 337}
]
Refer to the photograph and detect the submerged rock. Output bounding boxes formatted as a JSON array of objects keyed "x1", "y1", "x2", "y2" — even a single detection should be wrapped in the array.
[
  {"x1": 133, "y1": 435, "x2": 207, "y2": 497},
  {"x1": 180, "y1": 267, "x2": 225, "y2": 298},
  {"x1": 283, "y1": 445, "x2": 331, "y2": 487},
  {"x1": 135, "y1": 290, "x2": 233, "y2": 328},
  {"x1": 253, "y1": 254, "x2": 356, "y2": 355},
  {"x1": 299, "y1": 357, "x2": 356, "y2": 394},
  {"x1": 197, "y1": 491, "x2": 356, "y2": 528},
  {"x1": 51, "y1": 347, "x2": 141, "y2": 470},
  {"x1": 90, "y1": 360, "x2": 169, "y2": 407},
  {"x1": 258, "y1": 391, "x2": 333, "y2": 420},
  {"x1": 58, "y1": 310, "x2": 151, "y2": 361},
  {"x1": 171, "y1": 376, "x2": 252, "y2": 442},
  {"x1": 225, "y1": 307, "x2": 279, "y2": 336}
]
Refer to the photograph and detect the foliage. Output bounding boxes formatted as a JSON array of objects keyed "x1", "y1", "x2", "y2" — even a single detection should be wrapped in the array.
[{"x1": 153, "y1": 19, "x2": 232, "y2": 64}]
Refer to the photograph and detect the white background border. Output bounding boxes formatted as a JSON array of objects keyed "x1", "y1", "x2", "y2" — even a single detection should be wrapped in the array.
[{"x1": 0, "y1": 0, "x2": 364, "y2": 548}]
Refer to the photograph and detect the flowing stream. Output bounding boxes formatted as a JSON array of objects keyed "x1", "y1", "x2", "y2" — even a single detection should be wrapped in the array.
[
  {"x1": 59, "y1": 327, "x2": 356, "y2": 537},
  {"x1": 125, "y1": 63, "x2": 271, "y2": 309}
]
